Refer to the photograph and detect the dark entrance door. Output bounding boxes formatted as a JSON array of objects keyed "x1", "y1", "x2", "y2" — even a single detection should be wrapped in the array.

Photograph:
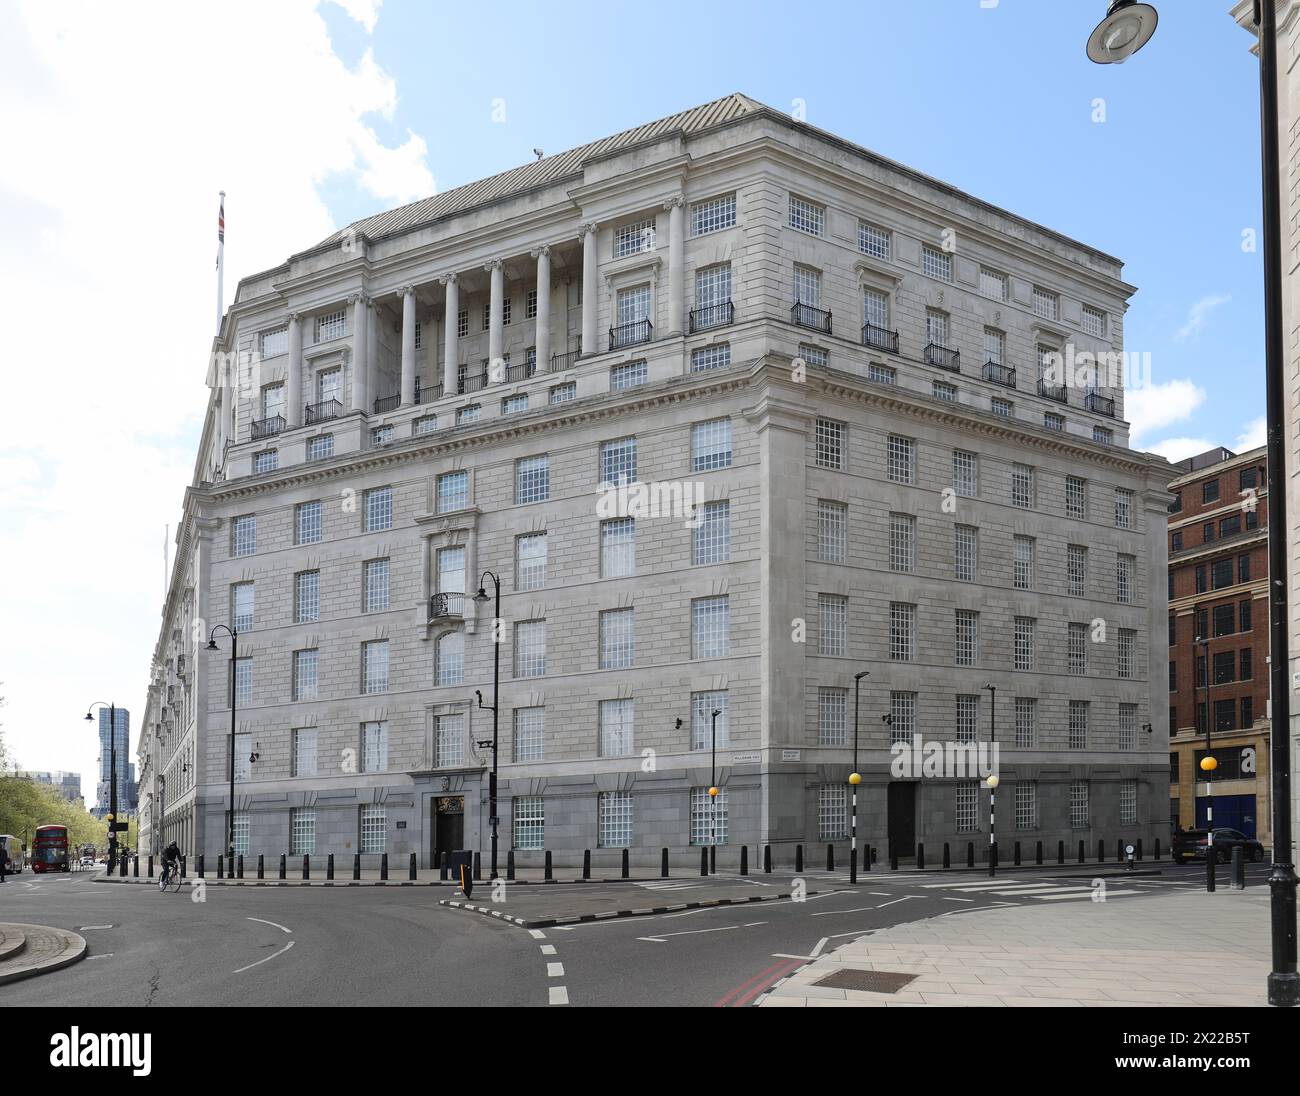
[
  {"x1": 434, "y1": 797, "x2": 464, "y2": 864},
  {"x1": 887, "y1": 782, "x2": 917, "y2": 859}
]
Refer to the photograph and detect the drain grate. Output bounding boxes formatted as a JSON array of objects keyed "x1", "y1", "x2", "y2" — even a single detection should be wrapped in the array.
[{"x1": 814, "y1": 968, "x2": 917, "y2": 994}]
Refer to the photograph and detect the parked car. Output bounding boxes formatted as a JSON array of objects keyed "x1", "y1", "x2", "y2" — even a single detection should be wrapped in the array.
[
  {"x1": 79, "y1": 856, "x2": 95, "y2": 868},
  {"x1": 1173, "y1": 828, "x2": 1266, "y2": 864}
]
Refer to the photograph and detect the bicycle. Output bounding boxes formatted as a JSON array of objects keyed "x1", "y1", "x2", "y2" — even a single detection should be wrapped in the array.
[{"x1": 158, "y1": 863, "x2": 182, "y2": 893}]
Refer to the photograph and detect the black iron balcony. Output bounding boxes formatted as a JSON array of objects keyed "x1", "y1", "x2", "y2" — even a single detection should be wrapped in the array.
[
  {"x1": 373, "y1": 393, "x2": 400, "y2": 414},
  {"x1": 1084, "y1": 392, "x2": 1116, "y2": 417},
  {"x1": 305, "y1": 399, "x2": 342, "y2": 424},
  {"x1": 924, "y1": 343, "x2": 961, "y2": 372},
  {"x1": 416, "y1": 380, "x2": 441, "y2": 404},
  {"x1": 689, "y1": 301, "x2": 734, "y2": 333},
  {"x1": 428, "y1": 592, "x2": 465, "y2": 620},
  {"x1": 506, "y1": 361, "x2": 537, "y2": 383},
  {"x1": 250, "y1": 415, "x2": 285, "y2": 441},
  {"x1": 861, "y1": 322, "x2": 899, "y2": 353},
  {"x1": 551, "y1": 349, "x2": 581, "y2": 371},
  {"x1": 791, "y1": 301, "x2": 832, "y2": 334},
  {"x1": 1037, "y1": 379, "x2": 1068, "y2": 403},
  {"x1": 609, "y1": 318, "x2": 653, "y2": 350},
  {"x1": 457, "y1": 371, "x2": 487, "y2": 395},
  {"x1": 982, "y1": 361, "x2": 1017, "y2": 388}
]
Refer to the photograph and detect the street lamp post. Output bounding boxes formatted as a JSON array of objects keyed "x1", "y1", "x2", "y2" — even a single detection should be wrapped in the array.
[
  {"x1": 473, "y1": 571, "x2": 502, "y2": 880},
  {"x1": 709, "y1": 708, "x2": 722, "y2": 875},
  {"x1": 983, "y1": 684, "x2": 997, "y2": 877},
  {"x1": 1197, "y1": 631, "x2": 1218, "y2": 893},
  {"x1": 1088, "y1": 0, "x2": 1296, "y2": 1006},
  {"x1": 850, "y1": 671, "x2": 869, "y2": 884},
  {"x1": 84, "y1": 702, "x2": 119, "y2": 871},
  {"x1": 206, "y1": 623, "x2": 239, "y2": 863}
]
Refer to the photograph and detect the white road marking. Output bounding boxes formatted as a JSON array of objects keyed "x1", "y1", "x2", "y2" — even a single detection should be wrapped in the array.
[
  {"x1": 771, "y1": 953, "x2": 819, "y2": 960},
  {"x1": 921, "y1": 880, "x2": 1026, "y2": 891},
  {"x1": 875, "y1": 896, "x2": 920, "y2": 908},
  {"x1": 549, "y1": 986, "x2": 569, "y2": 1005},
  {"x1": 528, "y1": 929, "x2": 546, "y2": 939},
  {"x1": 942, "y1": 896, "x2": 975, "y2": 902},
  {"x1": 85, "y1": 953, "x2": 115, "y2": 960},
  {"x1": 637, "y1": 925, "x2": 740, "y2": 943},
  {"x1": 79, "y1": 925, "x2": 114, "y2": 930},
  {"x1": 540, "y1": 944, "x2": 556, "y2": 955},
  {"x1": 246, "y1": 917, "x2": 292, "y2": 933},
  {"x1": 233, "y1": 940, "x2": 295, "y2": 974},
  {"x1": 811, "y1": 905, "x2": 881, "y2": 917},
  {"x1": 811, "y1": 937, "x2": 828, "y2": 957},
  {"x1": 1032, "y1": 889, "x2": 1142, "y2": 901},
  {"x1": 546, "y1": 962, "x2": 564, "y2": 977}
]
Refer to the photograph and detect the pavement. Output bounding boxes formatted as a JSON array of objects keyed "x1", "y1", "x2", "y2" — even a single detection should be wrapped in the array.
[{"x1": 0, "y1": 922, "x2": 87, "y2": 984}]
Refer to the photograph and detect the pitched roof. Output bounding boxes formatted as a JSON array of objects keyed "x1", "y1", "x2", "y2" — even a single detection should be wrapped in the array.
[{"x1": 313, "y1": 93, "x2": 763, "y2": 249}]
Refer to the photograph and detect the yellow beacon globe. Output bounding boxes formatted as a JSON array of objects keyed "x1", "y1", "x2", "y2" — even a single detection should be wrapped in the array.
[
  {"x1": 1200, "y1": 756, "x2": 1218, "y2": 772},
  {"x1": 848, "y1": 772, "x2": 862, "y2": 786},
  {"x1": 708, "y1": 786, "x2": 719, "y2": 797}
]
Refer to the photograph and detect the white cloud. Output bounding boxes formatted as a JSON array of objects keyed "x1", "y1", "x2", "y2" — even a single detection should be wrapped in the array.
[
  {"x1": 1235, "y1": 415, "x2": 1267, "y2": 451},
  {"x1": 1125, "y1": 377, "x2": 1206, "y2": 446},
  {"x1": 0, "y1": 0, "x2": 429, "y2": 795},
  {"x1": 1142, "y1": 436, "x2": 1216, "y2": 463},
  {"x1": 1176, "y1": 293, "x2": 1231, "y2": 341}
]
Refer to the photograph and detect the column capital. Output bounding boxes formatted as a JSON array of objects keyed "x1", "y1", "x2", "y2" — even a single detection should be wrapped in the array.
[
  {"x1": 663, "y1": 194, "x2": 686, "y2": 210},
  {"x1": 579, "y1": 221, "x2": 598, "y2": 238},
  {"x1": 400, "y1": 284, "x2": 416, "y2": 298},
  {"x1": 288, "y1": 311, "x2": 303, "y2": 323},
  {"x1": 483, "y1": 258, "x2": 504, "y2": 274},
  {"x1": 530, "y1": 245, "x2": 551, "y2": 260},
  {"x1": 439, "y1": 271, "x2": 458, "y2": 286}
]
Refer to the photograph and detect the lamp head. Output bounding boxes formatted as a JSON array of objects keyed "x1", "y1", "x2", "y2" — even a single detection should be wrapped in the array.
[
  {"x1": 473, "y1": 586, "x2": 489, "y2": 603},
  {"x1": 84, "y1": 712, "x2": 93, "y2": 721},
  {"x1": 1087, "y1": 1, "x2": 1158, "y2": 65},
  {"x1": 1200, "y1": 756, "x2": 1218, "y2": 773},
  {"x1": 207, "y1": 639, "x2": 218, "y2": 650}
]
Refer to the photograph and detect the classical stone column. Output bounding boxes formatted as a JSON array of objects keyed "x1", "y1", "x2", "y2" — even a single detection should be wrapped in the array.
[
  {"x1": 286, "y1": 313, "x2": 303, "y2": 427},
  {"x1": 532, "y1": 246, "x2": 551, "y2": 372},
  {"x1": 351, "y1": 294, "x2": 369, "y2": 413},
  {"x1": 400, "y1": 286, "x2": 417, "y2": 407},
  {"x1": 666, "y1": 195, "x2": 685, "y2": 337},
  {"x1": 486, "y1": 259, "x2": 504, "y2": 379},
  {"x1": 580, "y1": 222, "x2": 598, "y2": 356},
  {"x1": 441, "y1": 273, "x2": 459, "y2": 398}
]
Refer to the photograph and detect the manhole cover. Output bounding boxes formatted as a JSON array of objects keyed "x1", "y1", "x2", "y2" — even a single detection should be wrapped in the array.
[{"x1": 814, "y1": 968, "x2": 917, "y2": 994}]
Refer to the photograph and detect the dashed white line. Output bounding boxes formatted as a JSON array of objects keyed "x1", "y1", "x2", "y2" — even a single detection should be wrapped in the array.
[
  {"x1": 245, "y1": 917, "x2": 292, "y2": 933},
  {"x1": 528, "y1": 929, "x2": 546, "y2": 940},
  {"x1": 233, "y1": 940, "x2": 296, "y2": 974},
  {"x1": 546, "y1": 962, "x2": 565, "y2": 978},
  {"x1": 79, "y1": 925, "x2": 114, "y2": 930},
  {"x1": 549, "y1": 986, "x2": 569, "y2": 1005},
  {"x1": 540, "y1": 944, "x2": 556, "y2": 955}
]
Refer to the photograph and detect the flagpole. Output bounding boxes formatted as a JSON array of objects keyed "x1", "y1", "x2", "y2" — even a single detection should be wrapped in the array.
[{"x1": 216, "y1": 190, "x2": 226, "y2": 336}]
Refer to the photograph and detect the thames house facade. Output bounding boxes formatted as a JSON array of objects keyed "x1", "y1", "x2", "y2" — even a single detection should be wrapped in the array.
[{"x1": 136, "y1": 94, "x2": 1172, "y2": 868}]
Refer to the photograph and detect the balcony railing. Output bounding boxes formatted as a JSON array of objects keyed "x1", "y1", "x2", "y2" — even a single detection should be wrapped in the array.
[
  {"x1": 924, "y1": 343, "x2": 961, "y2": 372},
  {"x1": 609, "y1": 318, "x2": 653, "y2": 350},
  {"x1": 1037, "y1": 379, "x2": 1068, "y2": 403},
  {"x1": 417, "y1": 381, "x2": 442, "y2": 404},
  {"x1": 429, "y1": 592, "x2": 466, "y2": 620},
  {"x1": 791, "y1": 302, "x2": 832, "y2": 334},
  {"x1": 1084, "y1": 392, "x2": 1116, "y2": 417},
  {"x1": 982, "y1": 361, "x2": 1017, "y2": 388},
  {"x1": 250, "y1": 415, "x2": 285, "y2": 441},
  {"x1": 506, "y1": 361, "x2": 537, "y2": 383},
  {"x1": 861, "y1": 322, "x2": 899, "y2": 353},
  {"x1": 305, "y1": 399, "x2": 342, "y2": 425},
  {"x1": 551, "y1": 349, "x2": 581, "y2": 371},
  {"x1": 689, "y1": 301, "x2": 734, "y2": 333},
  {"x1": 373, "y1": 393, "x2": 400, "y2": 414},
  {"x1": 457, "y1": 371, "x2": 488, "y2": 395}
]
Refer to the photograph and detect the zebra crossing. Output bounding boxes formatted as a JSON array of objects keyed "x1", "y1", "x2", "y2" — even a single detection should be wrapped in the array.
[
  {"x1": 632, "y1": 880, "x2": 706, "y2": 892},
  {"x1": 917, "y1": 877, "x2": 1146, "y2": 903}
]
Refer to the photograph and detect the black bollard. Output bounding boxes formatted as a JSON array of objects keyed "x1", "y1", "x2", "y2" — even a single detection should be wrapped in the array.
[
  {"x1": 237, "y1": 855, "x2": 244, "y2": 879},
  {"x1": 917, "y1": 843, "x2": 925, "y2": 870},
  {"x1": 544, "y1": 850, "x2": 553, "y2": 881},
  {"x1": 508, "y1": 850, "x2": 516, "y2": 881},
  {"x1": 473, "y1": 852, "x2": 481, "y2": 881},
  {"x1": 1057, "y1": 840, "x2": 1065, "y2": 865},
  {"x1": 327, "y1": 854, "x2": 334, "y2": 881},
  {"x1": 622, "y1": 848, "x2": 629, "y2": 879},
  {"x1": 1014, "y1": 841, "x2": 1021, "y2": 867},
  {"x1": 864, "y1": 844, "x2": 871, "y2": 872},
  {"x1": 439, "y1": 853, "x2": 448, "y2": 882},
  {"x1": 1155, "y1": 838, "x2": 1161, "y2": 861},
  {"x1": 381, "y1": 853, "x2": 388, "y2": 881},
  {"x1": 120, "y1": 857, "x2": 127, "y2": 877},
  {"x1": 354, "y1": 853, "x2": 361, "y2": 881},
  {"x1": 966, "y1": 841, "x2": 975, "y2": 868},
  {"x1": 410, "y1": 852, "x2": 417, "y2": 881},
  {"x1": 1117, "y1": 838, "x2": 1124, "y2": 863},
  {"x1": 1036, "y1": 840, "x2": 1043, "y2": 865},
  {"x1": 740, "y1": 845, "x2": 748, "y2": 876},
  {"x1": 1077, "y1": 840, "x2": 1085, "y2": 864},
  {"x1": 1096, "y1": 840, "x2": 1104, "y2": 863},
  {"x1": 795, "y1": 844, "x2": 804, "y2": 873},
  {"x1": 943, "y1": 842, "x2": 950, "y2": 869},
  {"x1": 764, "y1": 845, "x2": 772, "y2": 874},
  {"x1": 1137, "y1": 839, "x2": 1143, "y2": 861},
  {"x1": 662, "y1": 847, "x2": 670, "y2": 878},
  {"x1": 700, "y1": 847, "x2": 709, "y2": 877},
  {"x1": 258, "y1": 854, "x2": 264, "y2": 880},
  {"x1": 279, "y1": 854, "x2": 286, "y2": 880},
  {"x1": 303, "y1": 855, "x2": 309, "y2": 880},
  {"x1": 582, "y1": 850, "x2": 591, "y2": 880},
  {"x1": 1232, "y1": 845, "x2": 1246, "y2": 890},
  {"x1": 148, "y1": 855, "x2": 154, "y2": 879},
  {"x1": 827, "y1": 844, "x2": 835, "y2": 872},
  {"x1": 890, "y1": 847, "x2": 899, "y2": 872},
  {"x1": 179, "y1": 855, "x2": 186, "y2": 879},
  {"x1": 710, "y1": 845, "x2": 716, "y2": 876},
  {"x1": 133, "y1": 857, "x2": 139, "y2": 878},
  {"x1": 217, "y1": 854, "x2": 224, "y2": 879}
]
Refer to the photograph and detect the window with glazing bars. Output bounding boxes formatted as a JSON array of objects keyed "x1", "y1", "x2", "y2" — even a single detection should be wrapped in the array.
[
  {"x1": 360, "y1": 806, "x2": 386, "y2": 853},
  {"x1": 979, "y1": 267, "x2": 1007, "y2": 301},
  {"x1": 315, "y1": 309, "x2": 347, "y2": 341},
  {"x1": 232, "y1": 659, "x2": 252, "y2": 706},
  {"x1": 815, "y1": 419, "x2": 845, "y2": 470},
  {"x1": 1082, "y1": 305, "x2": 1107, "y2": 337},
  {"x1": 933, "y1": 381, "x2": 957, "y2": 401},
  {"x1": 789, "y1": 195, "x2": 824, "y2": 236},
  {"x1": 515, "y1": 455, "x2": 549, "y2": 504},
  {"x1": 1068, "y1": 701, "x2": 1089, "y2": 748},
  {"x1": 692, "y1": 194, "x2": 736, "y2": 236},
  {"x1": 365, "y1": 487, "x2": 393, "y2": 532},
  {"x1": 362, "y1": 640, "x2": 389, "y2": 693},
  {"x1": 503, "y1": 394, "x2": 528, "y2": 416},
  {"x1": 691, "y1": 343, "x2": 731, "y2": 372},
  {"x1": 955, "y1": 525, "x2": 977, "y2": 582},
  {"x1": 513, "y1": 796, "x2": 545, "y2": 849},
  {"x1": 991, "y1": 397, "x2": 1013, "y2": 417},
  {"x1": 887, "y1": 435, "x2": 914, "y2": 484},
  {"x1": 890, "y1": 603, "x2": 915, "y2": 661},
  {"x1": 549, "y1": 382, "x2": 577, "y2": 403},
  {"x1": 614, "y1": 218, "x2": 655, "y2": 257},
  {"x1": 794, "y1": 264, "x2": 822, "y2": 307},
  {"x1": 292, "y1": 728, "x2": 317, "y2": 777},
  {"x1": 260, "y1": 327, "x2": 288, "y2": 357},
  {"x1": 457, "y1": 404, "x2": 480, "y2": 425},
  {"x1": 513, "y1": 707, "x2": 545, "y2": 762},
  {"x1": 1015, "y1": 617, "x2": 1035, "y2": 670},
  {"x1": 890, "y1": 691, "x2": 916, "y2": 745},
  {"x1": 1070, "y1": 780, "x2": 1089, "y2": 828},
  {"x1": 437, "y1": 471, "x2": 468, "y2": 513},
  {"x1": 513, "y1": 620, "x2": 546, "y2": 678},
  {"x1": 889, "y1": 513, "x2": 915, "y2": 573},
  {"x1": 926, "y1": 309, "x2": 949, "y2": 347},
  {"x1": 1011, "y1": 465, "x2": 1034, "y2": 509},
  {"x1": 1044, "y1": 412, "x2": 1064, "y2": 432},
  {"x1": 601, "y1": 517, "x2": 635, "y2": 576},
  {"x1": 922, "y1": 244, "x2": 952, "y2": 282},
  {"x1": 953, "y1": 451, "x2": 978, "y2": 497},
  {"x1": 819, "y1": 594, "x2": 847, "y2": 655},
  {"x1": 290, "y1": 808, "x2": 315, "y2": 854},
  {"x1": 1032, "y1": 286, "x2": 1059, "y2": 320},
  {"x1": 600, "y1": 437, "x2": 637, "y2": 486},
  {"x1": 294, "y1": 502, "x2": 320, "y2": 546},
  {"x1": 1065, "y1": 476, "x2": 1086, "y2": 518},
  {"x1": 599, "y1": 699, "x2": 633, "y2": 757},
  {"x1": 254, "y1": 450, "x2": 278, "y2": 473},
  {"x1": 616, "y1": 285, "x2": 650, "y2": 326},
  {"x1": 955, "y1": 609, "x2": 978, "y2": 667},
  {"x1": 1093, "y1": 426, "x2": 1114, "y2": 446},
  {"x1": 435, "y1": 713, "x2": 463, "y2": 767},
  {"x1": 598, "y1": 791, "x2": 633, "y2": 847},
  {"x1": 1119, "y1": 704, "x2": 1138, "y2": 751},
  {"x1": 611, "y1": 360, "x2": 648, "y2": 390},
  {"x1": 292, "y1": 649, "x2": 318, "y2": 701},
  {"x1": 456, "y1": 309, "x2": 468, "y2": 337},
  {"x1": 1068, "y1": 623, "x2": 1088, "y2": 675},
  {"x1": 1118, "y1": 629, "x2": 1136, "y2": 680},
  {"x1": 868, "y1": 364, "x2": 896, "y2": 384},
  {"x1": 1015, "y1": 783, "x2": 1037, "y2": 829},
  {"x1": 1119, "y1": 779, "x2": 1137, "y2": 824},
  {"x1": 695, "y1": 264, "x2": 731, "y2": 309},
  {"x1": 360, "y1": 720, "x2": 387, "y2": 772},
  {"x1": 363, "y1": 559, "x2": 389, "y2": 612},
  {"x1": 232, "y1": 582, "x2": 254, "y2": 631},
  {"x1": 863, "y1": 289, "x2": 889, "y2": 330},
  {"x1": 955, "y1": 783, "x2": 979, "y2": 833},
  {"x1": 691, "y1": 691, "x2": 729, "y2": 750},
  {"x1": 234, "y1": 731, "x2": 252, "y2": 781},
  {"x1": 799, "y1": 344, "x2": 828, "y2": 367},
  {"x1": 1067, "y1": 545, "x2": 1087, "y2": 596},
  {"x1": 515, "y1": 533, "x2": 546, "y2": 591},
  {"x1": 956, "y1": 694, "x2": 979, "y2": 743},
  {"x1": 817, "y1": 501, "x2": 847, "y2": 562},
  {"x1": 692, "y1": 596, "x2": 730, "y2": 658},
  {"x1": 692, "y1": 419, "x2": 732, "y2": 471},
  {"x1": 690, "y1": 788, "x2": 728, "y2": 845},
  {"x1": 818, "y1": 688, "x2": 847, "y2": 746},
  {"x1": 1117, "y1": 554, "x2": 1135, "y2": 603},
  {"x1": 599, "y1": 608, "x2": 634, "y2": 670},
  {"x1": 1115, "y1": 489, "x2": 1133, "y2": 529},
  {"x1": 232, "y1": 515, "x2": 256, "y2": 556},
  {"x1": 818, "y1": 784, "x2": 847, "y2": 839},
  {"x1": 1014, "y1": 697, "x2": 1036, "y2": 747},
  {"x1": 858, "y1": 221, "x2": 890, "y2": 259},
  {"x1": 307, "y1": 434, "x2": 334, "y2": 460},
  {"x1": 692, "y1": 501, "x2": 730, "y2": 565},
  {"x1": 1013, "y1": 536, "x2": 1035, "y2": 590}
]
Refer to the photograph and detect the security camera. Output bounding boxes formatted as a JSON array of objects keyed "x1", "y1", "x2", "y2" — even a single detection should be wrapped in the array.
[
  {"x1": 533, "y1": 148, "x2": 544, "y2": 160},
  {"x1": 881, "y1": 714, "x2": 892, "y2": 725},
  {"x1": 675, "y1": 718, "x2": 683, "y2": 729}
]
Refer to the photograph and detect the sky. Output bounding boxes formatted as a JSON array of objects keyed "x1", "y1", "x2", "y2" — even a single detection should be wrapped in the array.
[{"x1": 0, "y1": 0, "x2": 1269, "y2": 799}]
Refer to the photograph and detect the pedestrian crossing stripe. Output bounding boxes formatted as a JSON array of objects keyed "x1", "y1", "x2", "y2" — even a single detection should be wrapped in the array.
[
  {"x1": 916, "y1": 878, "x2": 1147, "y2": 902},
  {"x1": 634, "y1": 881, "x2": 703, "y2": 891}
]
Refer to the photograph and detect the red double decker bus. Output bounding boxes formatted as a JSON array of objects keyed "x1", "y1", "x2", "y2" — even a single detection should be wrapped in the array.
[{"x1": 31, "y1": 824, "x2": 70, "y2": 873}]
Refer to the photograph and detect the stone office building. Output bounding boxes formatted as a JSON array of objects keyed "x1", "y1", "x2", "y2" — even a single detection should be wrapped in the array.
[{"x1": 138, "y1": 94, "x2": 1171, "y2": 869}]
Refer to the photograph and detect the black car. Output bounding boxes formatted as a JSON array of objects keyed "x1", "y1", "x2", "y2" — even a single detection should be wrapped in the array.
[{"x1": 1172, "y1": 827, "x2": 1266, "y2": 864}]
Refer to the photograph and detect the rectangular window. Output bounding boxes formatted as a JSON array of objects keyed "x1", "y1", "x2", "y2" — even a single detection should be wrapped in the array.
[
  {"x1": 513, "y1": 620, "x2": 546, "y2": 678},
  {"x1": 436, "y1": 628, "x2": 465, "y2": 686},
  {"x1": 979, "y1": 266, "x2": 1007, "y2": 301},
  {"x1": 435, "y1": 713, "x2": 464, "y2": 768},
  {"x1": 502, "y1": 394, "x2": 528, "y2": 416},
  {"x1": 1117, "y1": 554, "x2": 1135, "y2": 604},
  {"x1": 1118, "y1": 629, "x2": 1136, "y2": 680},
  {"x1": 933, "y1": 381, "x2": 957, "y2": 402},
  {"x1": 793, "y1": 264, "x2": 822, "y2": 308},
  {"x1": 955, "y1": 525, "x2": 978, "y2": 582},
  {"x1": 692, "y1": 194, "x2": 736, "y2": 236},
  {"x1": 614, "y1": 218, "x2": 655, "y2": 257},
  {"x1": 789, "y1": 195, "x2": 824, "y2": 236},
  {"x1": 363, "y1": 558, "x2": 389, "y2": 613},
  {"x1": 1070, "y1": 781, "x2": 1090, "y2": 829},
  {"x1": 693, "y1": 500, "x2": 730, "y2": 565},
  {"x1": 695, "y1": 263, "x2": 732, "y2": 310},
  {"x1": 231, "y1": 658, "x2": 252, "y2": 707},
  {"x1": 457, "y1": 309, "x2": 468, "y2": 338},
  {"x1": 1119, "y1": 704, "x2": 1138, "y2": 751},
  {"x1": 260, "y1": 327, "x2": 288, "y2": 358},
  {"x1": 953, "y1": 451, "x2": 978, "y2": 497},
  {"x1": 599, "y1": 699, "x2": 634, "y2": 758},
  {"x1": 601, "y1": 517, "x2": 636, "y2": 577},
  {"x1": 955, "y1": 609, "x2": 979, "y2": 667},
  {"x1": 1015, "y1": 783, "x2": 1038, "y2": 830},
  {"x1": 254, "y1": 450, "x2": 278, "y2": 474},
  {"x1": 360, "y1": 720, "x2": 388, "y2": 777},
  {"x1": 1082, "y1": 305, "x2": 1107, "y2": 338},
  {"x1": 1115, "y1": 489, "x2": 1134, "y2": 530},
  {"x1": 1068, "y1": 701, "x2": 1089, "y2": 749},
  {"x1": 370, "y1": 425, "x2": 394, "y2": 447},
  {"x1": 600, "y1": 437, "x2": 637, "y2": 486},
  {"x1": 1068, "y1": 622, "x2": 1088, "y2": 676},
  {"x1": 515, "y1": 533, "x2": 547, "y2": 591},
  {"x1": 1011, "y1": 464, "x2": 1035, "y2": 509},
  {"x1": 1066, "y1": 476, "x2": 1087, "y2": 519},
  {"x1": 292, "y1": 649, "x2": 318, "y2": 701},
  {"x1": 360, "y1": 805, "x2": 386, "y2": 854},
  {"x1": 691, "y1": 596, "x2": 730, "y2": 659},
  {"x1": 868, "y1": 363, "x2": 896, "y2": 385},
  {"x1": 815, "y1": 594, "x2": 847, "y2": 657},
  {"x1": 599, "y1": 608, "x2": 634, "y2": 670},
  {"x1": 887, "y1": 435, "x2": 915, "y2": 484},
  {"x1": 362, "y1": 640, "x2": 389, "y2": 694},
  {"x1": 513, "y1": 796, "x2": 545, "y2": 850},
  {"x1": 232, "y1": 515, "x2": 256, "y2": 557},
  {"x1": 437, "y1": 470, "x2": 469, "y2": 513},
  {"x1": 289, "y1": 728, "x2": 317, "y2": 778},
  {"x1": 1013, "y1": 536, "x2": 1036, "y2": 590},
  {"x1": 862, "y1": 288, "x2": 890, "y2": 330},
  {"x1": 816, "y1": 501, "x2": 847, "y2": 563},
  {"x1": 1118, "y1": 779, "x2": 1137, "y2": 826},
  {"x1": 818, "y1": 785, "x2": 847, "y2": 840},
  {"x1": 858, "y1": 221, "x2": 891, "y2": 259},
  {"x1": 231, "y1": 582, "x2": 254, "y2": 632},
  {"x1": 364, "y1": 486, "x2": 393, "y2": 532},
  {"x1": 294, "y1": 501, "x2": 321, "y2": 546},
  {"x1": 1044, "y1": 412, "x2": 1065, "y2": 432},
  {"x1": 815, "y1": 419, "x2": 846, "y2": 470},
  {"x1": 1067, "y1": 545, "x2": 1088, "y2": 597},
  {"x1": 549, "y1": 381, "x2": 577, "y2": 403},
  {"x1": 926, "y1": 309, "x2": 950, "y2": 348},
  {"x1": 1093, "y1": 426, "x2": 1113, "y2": 446},
  {"x1": 515, "y1": 455, "x2": 550, "y2": 504},
  {"x1": 922, "y1": 244, "x2": 953, "y2": 282},
  {"x1": 437, "y1": 546, "x2": 466, "y2": 595},
  {"x1": 689, "y1": 788, "x2": 729, "y2": 846},
  {"x1": 513, "y1": 707, "x2": 545, "y2": 763},
  {"x1": 955, "y1": 783, "x2": 979, "y2": 834},
  {"x1": 984, "y1": 328, "x2": 1005, "y2": 365},
  {"x1": 889, "y1": 692, "x2": 916, "y2": 746},
  {"x1": 890, "y1": 602, "x2": 915, "y2": 662},
  {"x1": 889, "y1": 513, "x2": 915, "y2": 573},
  {"x1": 598, "y1": 791, "x2": 633, "y2": 848},
  {"x1": 315, "y1": 309, "x2": 347, "y2": 342},
  {"x1": 1032, "y1": 286, "x2": 1060, "y2": 321},
  {"x1": 457, "y1": 404, "x2": 481, "y2": 425},
  {"x1": 611, "y1": 360, "x2": 648, "y2": 390},
  {"x1": 691, "y1": 343, "x2": 732, "y2": 372},
  {"x1": 502, "y1": 297, "x2": 512, "y2": 326},
  {"x1": 290, "y1": 808, "x2": 316, "y2": 855},
  {"x1": 956, "y1": 694, "x2": 980, "y2": 744},
  {"x1": 692, "y1": 419, "x2": 733, "y2": 472},
  {"x1": 818, "y1": 688, "x2": 848, "y2": 746},
  {"x1": 991, "y1": 397, "x2": 1013, "y2": 417},
  {"x1": 798, "y1": 344, "x2": 828, "y2": 367},
  {"x1": 1014, "y1": 617, "x2": 1035, "y2": 671},
  {"x1": 1014, "y1": 697, "x2": 1036, "y2": 748},
  {"x1": 691, "y1": 691, "x2": 730, "y2": 750},
  {"x1": 307, "y1": 434, "x2": 334, "y2": 460}
]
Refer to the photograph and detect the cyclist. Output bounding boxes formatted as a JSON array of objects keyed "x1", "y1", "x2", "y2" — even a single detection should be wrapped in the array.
[{"x1": 160, "y1": 841, "x2": 181, "y2": 887}]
